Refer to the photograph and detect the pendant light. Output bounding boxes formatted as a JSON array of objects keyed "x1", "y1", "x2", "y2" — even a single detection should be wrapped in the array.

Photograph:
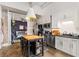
[{"x1": 26, "y1": 2, "x2": 36, "y2": 21}]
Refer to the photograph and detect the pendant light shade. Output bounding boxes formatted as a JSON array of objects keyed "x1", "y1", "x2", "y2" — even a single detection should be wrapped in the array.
[{"x1": 26, "y1": 8, "x2": 36, "y2": 20}]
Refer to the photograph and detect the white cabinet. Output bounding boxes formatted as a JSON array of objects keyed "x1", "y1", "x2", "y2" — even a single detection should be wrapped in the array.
[
  {"x1": 55, "y1": 37, "x2": 63, "y2": 51},
  {"x1": 55, "y1": 36, "x2": 77, "y2": 56},
  {"x1": 68, "y1": 39, "x2": 77, "y2": 56},
  {"x1": 55, "y1": 37, "x2": 72, "y2": 54},
  {"x1": 38, "y1": 15, "x2": 51, "y2": 24},
  {"x1": 76, "y1": 40, "x2": 79, "y2": 57},
  {"x1": 72, "y1": 39, "x2": 77, "y2": 56},
  {"x1": 63, "y1": 38, "x2": 71, "y2": 54}
]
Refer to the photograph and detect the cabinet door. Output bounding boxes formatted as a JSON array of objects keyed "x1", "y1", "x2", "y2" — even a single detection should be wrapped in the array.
[
  {"x1": 63, "y1": 38, "x2": 68, "y2": 53},
  {"x1": 63, "y1": 38, "x2": 72, "y2": 54},
  {"x1": 72, "y1": 39, "x2": 77, "y2": 56},
  {"x1": 56, "y1": 37, "x2": 77, "y2": 56},
  {"x1": 76, "y1": 40, "x2": 79, "y2": 56},
  {"x1": 64, "y1": 38, "x2": 77, "y2": 56},
  {"x1": 55, "y1": 37, "x2": 63, "y2": 51},
  {"x1": 67, "y1": 39, "x2": 77, "y2": 56}
]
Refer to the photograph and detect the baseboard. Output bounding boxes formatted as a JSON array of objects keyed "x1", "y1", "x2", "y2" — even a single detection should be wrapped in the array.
[{"x1": 2, "y1": 43, "x2": 11, "y2": 47}]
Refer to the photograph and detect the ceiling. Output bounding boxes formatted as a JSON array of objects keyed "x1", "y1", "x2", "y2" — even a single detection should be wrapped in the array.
[
  {"x1": 28, "y1": 2, "x2": 52, "y2": 9},
  {"x1": 2, "y1": 5, "x2": 27, "y2": 15},
  {"x1": 0, "y1": 2, "x2": 53, "y2": 15}
]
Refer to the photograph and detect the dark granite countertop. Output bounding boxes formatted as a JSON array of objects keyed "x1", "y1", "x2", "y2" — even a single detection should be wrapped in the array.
[{"x1": 56, "y1": 34, "x2": 79, "y2": 39}]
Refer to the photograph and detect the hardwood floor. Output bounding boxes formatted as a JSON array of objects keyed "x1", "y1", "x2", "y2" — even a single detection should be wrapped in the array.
[{"x1": 0, "y1": 42, "x2": 72, "y2": 57}]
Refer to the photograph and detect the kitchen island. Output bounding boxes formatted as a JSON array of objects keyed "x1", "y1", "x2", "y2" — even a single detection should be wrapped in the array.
[
  {"x1": 55, "y1": 34, "x2": 79, "y2": 56},
  {"x1": 20, "y1": 35, "x2": 44, "y2": 57}
]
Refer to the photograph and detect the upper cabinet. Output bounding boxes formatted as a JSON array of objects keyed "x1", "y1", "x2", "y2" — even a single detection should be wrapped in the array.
[{"x1": 38, "y1": 15, "x2": 51, "y2": 24}]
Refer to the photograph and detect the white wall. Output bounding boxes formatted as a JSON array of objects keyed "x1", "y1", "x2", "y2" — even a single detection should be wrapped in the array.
[
  {"x1": 51, "y1": 2, "x2": 79, "y2": 34},
  {"x1": 58, "y1": 21, "x2": 77, "y2": 34},
  {"x1": 38, "y1": 2, "x2": 79, "y2": 33},
  {"x1": 0, "y1": 6, "x2": 3, "y2": 49},
  {"x1": 43, "y1": 2, "x2": 79, "y2": 32},
  {"x1": 0, "y1": 2, "x2": 29, "y2": 11}
]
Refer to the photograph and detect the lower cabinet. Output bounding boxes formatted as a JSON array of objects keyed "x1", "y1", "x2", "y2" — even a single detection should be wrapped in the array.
[
  {"x1": 71, "y1": 39, "x2": 77, "y2": 56},
  {"x1": 55, "y1": 37, "x2": 63, "y2": 50},
  {"x1": 76, "y1": 40, "x2": 79, "y2": 57},
  {"x1": 63, "y1": 38, "x2": 71, "y2": 54},
  {"x1": 55, "y1": 36, "x2": 78, "y2": 56}
]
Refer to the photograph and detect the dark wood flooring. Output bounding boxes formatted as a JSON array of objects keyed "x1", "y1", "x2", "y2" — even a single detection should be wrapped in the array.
[{"x1": 0, "y1": 42, "x2": 72, "y2": 57}]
